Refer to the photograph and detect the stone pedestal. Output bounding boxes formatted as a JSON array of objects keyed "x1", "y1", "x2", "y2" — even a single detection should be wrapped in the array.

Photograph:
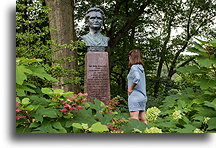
[{"x1": 84, "y1": 52, "x2": 110, "y2": 103}]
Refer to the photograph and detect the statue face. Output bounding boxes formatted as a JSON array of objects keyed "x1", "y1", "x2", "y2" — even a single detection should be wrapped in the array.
[{"x1": 87, "y1": 11, "x2": 103, "y2": 29}]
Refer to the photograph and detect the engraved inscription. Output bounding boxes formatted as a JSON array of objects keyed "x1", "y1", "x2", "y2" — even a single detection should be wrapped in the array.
[{"x1": 84, "y1": 52, "x2": 110, "y2": 103}]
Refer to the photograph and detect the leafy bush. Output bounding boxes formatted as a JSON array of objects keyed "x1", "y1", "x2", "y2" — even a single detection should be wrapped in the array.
[
  {"x1": 16, "y1": 61, "x2": 144, "y2": 134},
  {"x1": 16, "y1": 61, "x2": 147, "y2": 133},
  {"x1": 148, "y1": 39, "x2": 216, "y2": 133},
  {"x1": 16, "y1": 88, "x2": 149, "y2": 133},
  {"x1": 16, "y1": 57, "x2": 58, "y2": 97}
]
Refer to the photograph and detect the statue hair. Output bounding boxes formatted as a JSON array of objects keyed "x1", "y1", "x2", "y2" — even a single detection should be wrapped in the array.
[{"x1": 84, "y1": 7, "x2": 105, "y2": 24}]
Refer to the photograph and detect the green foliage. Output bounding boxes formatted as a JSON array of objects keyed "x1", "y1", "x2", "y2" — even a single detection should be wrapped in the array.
[
  {"x1": 16, "y1": 58, "x2": 57, "y2": 97},
  {"x1": 148, "y1": 39, "x2": 216, "y2": 133},
  {"x1": 71, "y1": 122, "x2": 109, "y2": 133},
  {"x1": 16, "y1": 87, "x2": 149, "y2": 133},
  {"x1": 16, "y1": 0, "x2": 52, "y2": 61},
  {"x1": 16, "y1": 0, "x2": 216, "y2": 133},
  {"x1": 16, "y1": 62, "x2": 137, "y2": 133},
  {"x1": 16, "y1": 0, "x2": 82, "y2": 91},
  {"x1": 16, "y1": 62, "x2": 147, "y2": 133}
]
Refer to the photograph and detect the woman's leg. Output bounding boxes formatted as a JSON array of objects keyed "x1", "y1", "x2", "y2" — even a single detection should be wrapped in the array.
[
  {"x1": 129, "y1": 111, "x2": 139, "y2": 120},
  {"x1": 139, "y1": 111, "x2": 148, "y2": 124}
]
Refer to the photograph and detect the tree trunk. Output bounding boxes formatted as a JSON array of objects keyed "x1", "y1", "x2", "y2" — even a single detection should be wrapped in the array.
[
  {"x1": 153, "y1": 57, "x2": 164, "y2": 97},
  {"x1": 45, "y1": 0, "x2": 79, "y2": 92},
  {"x1": 153, "y1": 16, "x2": 173, "y2": 97}
]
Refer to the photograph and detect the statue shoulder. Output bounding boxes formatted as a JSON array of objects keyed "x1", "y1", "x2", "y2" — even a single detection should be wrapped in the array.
[
  {"x1": 101, "y1": 35, "x2": 110, "y2": 41},
  {"x1": 81, "y1": 34, "x2": 90, "y2": 39}
]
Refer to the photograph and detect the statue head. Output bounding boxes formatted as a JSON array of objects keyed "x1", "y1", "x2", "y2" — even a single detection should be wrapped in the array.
[{"x1": 84, "y1": 7, "x2": 105, "y2": 30}]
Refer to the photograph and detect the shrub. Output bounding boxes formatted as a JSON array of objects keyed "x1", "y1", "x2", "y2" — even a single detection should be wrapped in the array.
[{"x1": 149, "y1": 39, "x2": 216, "y2": 133}]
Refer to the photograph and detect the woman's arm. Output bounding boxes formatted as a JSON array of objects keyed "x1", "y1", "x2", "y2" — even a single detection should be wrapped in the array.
[
  {"x1": 128, "y1": 66, "x2": 141, "y2": 95},
  {"x1": 128, "y1": 82, "x2": 137, "y2": 95}
]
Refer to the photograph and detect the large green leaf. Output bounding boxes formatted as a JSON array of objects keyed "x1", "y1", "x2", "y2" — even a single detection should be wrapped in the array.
[
  {"x1": 195, "y1": 107, "x2": 216, "y2": 117},
  {"x1": 161, "y1": 95, "x2": 178, "y2": 109},
  {"x1": 90, "y1": 122, "x2": 109, "y2": 133},
  {"x1": 95, "y1": 112, "x2": 113, "y2": 125},
  {"x1": 37, "y1": 106, "x2": 58, "y2": 118},
  {"x1": 191, "y1": 121, "x2": 202, "y2": 128},
  {"x1": 195, "y1": 38, "x2": 208, "y2": 45},
  {"x1": 125, "y1": 119, "x2": 147, "y2": 132},
  {"x1": 16, "y1": 81, "x2": 37, "y2": 96},
  {"x1": 195, "y1": 78, "x2": 216, "y2": 90},
  {"x1": 31, "y1": 106, "x2": 58, "y2": 123},
  {"x1": 29, "y1": 122, "x2": 40, "y2": 128},
  {"x1": 29, "y1": 67, "x2": 57, "y2": 82},
  {"x1": 23, "y1": 81, "x2": 36, "y2": 88},
  {"x1": 204, "y1": 99, "x2": 216, "y2": 110},
  {"x1": 193, "y1": 42, "x2": 206, "y2": 53},
  {"x1": 32, "y1": 121, "x2": 63, "y2": 133},
  {"x1": 53, "y1": 89, "x2": 64, "y2": 95},
  {"x1": 25, "y1": 105, "x2": 39, "y2": 111},
  {"x1": 209, "y1": 40, "x2": 216, "y2": 47},
  {"x1": 72, "y1": 109, "x2": 96, "y2": 125},
  {"x1": 207, "y1": 117, "x2": 216, "y2": 130},
  {"x1": 16, "y1": 127, "x2": 32, "y2": 133},
  {"x1": 41, "y1": 87, "x2": 53, "y2": 95},
  {"x1": 16, "y1": 65, "x2": 32, "y2": 85},
  {"x1": 52, "y1": 122, "x2": 67, "y2": 133},
  {"x1": 177, "y1": 65, "x2": 200, "y2": 74},
  {"x1": 174, "y1": 124, "x2": 196, "y2": 133},
  {"x1": 72, "y1": 123, "x2": 82, "y2": 129},
  {"x1": 193, "y1": 116, "x2": 204, "y2": 121},
  {"x1": 187, "y1": 46, "x2": 208, "y2": 57},
  {"x1": 31, "y1": 114, "x2": 43, "y2": 123},
  {"x1": 16, "y1": 84, "x2": 36, "y2": 96},
  {"x1": 176, "y1": 100, "x2": 187, "y2": 109},
  {"x1": 29, "y1": 95, "x2": 49, "y2": 105},
  {"x1": 88, "y1": 99, "x2": 104, "y2": 113},
  {"x1": 192, "y1": 98, "x2": 206, "y2": 105},
  {"x1": 156, "y1": 121, "x2": 177, "y2": 128},
  {"x1": 17, "y1": 57, "x2": 43, "y2": 63},
  {"x1": 197, "y1": 56, "x2": 216, "y2": 68}
]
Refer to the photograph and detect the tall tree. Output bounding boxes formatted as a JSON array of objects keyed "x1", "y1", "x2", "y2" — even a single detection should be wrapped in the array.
[
  {"x1": 45, "y1": 0, "x2": 79, "y2": 92},
  {"x1": 153, "y1": 0, "x2": 216, "y2": 96}
]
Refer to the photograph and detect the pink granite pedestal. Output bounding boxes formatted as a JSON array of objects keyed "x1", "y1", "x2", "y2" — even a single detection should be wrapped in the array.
[{"x1": 84, "y1": 52, "x2": 110, "y2": 104}]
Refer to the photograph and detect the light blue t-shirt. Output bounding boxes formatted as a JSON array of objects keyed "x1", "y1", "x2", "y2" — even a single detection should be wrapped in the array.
[{"x1": 127, "y1": 64, "x2": 147, "y2": 97}]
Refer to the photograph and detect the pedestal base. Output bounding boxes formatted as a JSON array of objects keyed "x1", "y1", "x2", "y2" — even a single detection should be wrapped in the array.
[{"x1": 84, "y1": 52, "x2": 110, "y2": 104}]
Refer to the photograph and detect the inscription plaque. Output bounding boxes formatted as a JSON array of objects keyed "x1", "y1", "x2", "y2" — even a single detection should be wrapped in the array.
[{"x1": 84, "y1": 52, "x2": 110, "y2": 103}]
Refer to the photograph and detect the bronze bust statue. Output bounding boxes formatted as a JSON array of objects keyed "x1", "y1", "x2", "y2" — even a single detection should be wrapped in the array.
[{"x1": 81, "y1": 8, "x2": 109, "y2": 52}]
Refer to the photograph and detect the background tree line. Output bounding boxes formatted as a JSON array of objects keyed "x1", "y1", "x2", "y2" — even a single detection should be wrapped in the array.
[{"x1": 16, "y1": 0, "x2": 216, "y2": 107}]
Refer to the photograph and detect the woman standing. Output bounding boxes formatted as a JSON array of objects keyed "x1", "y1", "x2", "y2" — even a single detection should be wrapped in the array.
[{"x1": 127, "y1": 50, "x2": 148, "y2": 124}]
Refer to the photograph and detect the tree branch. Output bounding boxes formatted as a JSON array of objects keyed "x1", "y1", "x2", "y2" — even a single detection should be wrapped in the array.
[
  {"x1": 108, "y1": 0, "x2": 125, "y2": 38},
  {"x1": 177, "y1": 57, "x2": 196, "y2": 69},
  {"x1": 109, "y1": 0, "x2": 152, "y2": 48},
  {"x1": 169, "y1": 57, "x2": 196, "y2": 77},
  {"x1": 154, "y1": 15, "x2": 174, "y2": 97},
  {"x1": 167, "y1": 1, "x2": 197, "y2": 78},
  {"x1": 186, "y1": 0, "x2": 196, "y2": 39}
]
